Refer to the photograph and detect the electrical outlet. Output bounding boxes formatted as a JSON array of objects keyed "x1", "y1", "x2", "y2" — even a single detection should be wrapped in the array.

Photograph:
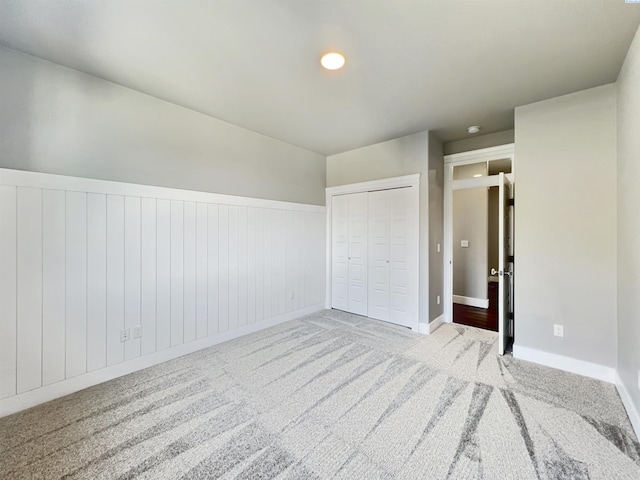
[
  {"x1": 132, "y1": 326, "x2": 143, "y2": 339},
  {"x1": 436, "y1": 295, "x2": 441, "y2": 305},
  {"x1": 120, "y1": 329, "x2": 130, "y2": 342},
  {"x1": 553, "y1": 324, "x2": 563, "y2": 337}
]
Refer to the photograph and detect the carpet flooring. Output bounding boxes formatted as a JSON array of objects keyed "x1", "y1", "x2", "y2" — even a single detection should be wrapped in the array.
[{"x1": 1, "y1": 309, "x2": 639, "y2": 479}]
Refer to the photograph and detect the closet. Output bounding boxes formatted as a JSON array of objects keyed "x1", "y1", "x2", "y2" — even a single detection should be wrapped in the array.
[{"x1": 330, "y1": 183, "x2": 418, "y2": 329}]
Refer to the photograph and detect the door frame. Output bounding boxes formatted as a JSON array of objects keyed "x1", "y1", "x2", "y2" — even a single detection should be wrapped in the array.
[
  {"x1": 325, "y1": 174, "x2": 420, "y2": 325},
  {"x1": 443, "y1": 144, "x2": 515, "y2": 334}
]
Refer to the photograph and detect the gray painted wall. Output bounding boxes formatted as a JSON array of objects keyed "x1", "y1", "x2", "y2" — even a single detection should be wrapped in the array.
[
  {"x1": 444, "y1": 129, "x2": 514, "y2": 155},
  {"x1": 428, "y1": 135, "x2": 444, "y2": 321},
  {"x1": 617, "y1": 25, "x2": 640, "y2": 422},
  {"x1": 327, "y1": 131, "x2": 432, "y2": 324},
  {"x1": 452, "y1": 163, "x2": 488, "y2": 302},
  {"x1": 0, "y1": 47, "x2": 326, "y2": 205},
  {"x1": 514, "y1": 84, "x2": 617, "y2": 367}
]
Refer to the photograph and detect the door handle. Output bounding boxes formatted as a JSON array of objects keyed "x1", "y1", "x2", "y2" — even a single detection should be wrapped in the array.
[{"x1": 491, "y1": 268, "x2": 499, "y2": 276}]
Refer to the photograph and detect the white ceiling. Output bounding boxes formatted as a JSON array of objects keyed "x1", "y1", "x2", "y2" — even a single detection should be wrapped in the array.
[{"x1": 1, "y1": 1, "x2": 639, "y2": 156}]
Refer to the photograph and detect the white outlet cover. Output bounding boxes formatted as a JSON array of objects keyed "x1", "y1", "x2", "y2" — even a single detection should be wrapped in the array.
[
  {"x1": 553, "y1": 324, "x2": 564, "y2": 337},
  {"x1": 436, "y1": 295, "x2": 441, "y2": 305}
]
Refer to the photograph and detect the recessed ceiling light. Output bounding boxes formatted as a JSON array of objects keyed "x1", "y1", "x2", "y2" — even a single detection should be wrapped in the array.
[
  {"x1": 468, "y1": 126, "x2": 481, "y2": 134},
  {"x1": 321, "y1": 52, "x2": 345, "y2": 70}
]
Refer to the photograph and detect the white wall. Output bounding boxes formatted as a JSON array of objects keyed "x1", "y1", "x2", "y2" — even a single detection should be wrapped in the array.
[
  {"x1": 327, "y1": 131, "x2": 433, "y2": 325},
  {"x1": 0, "y1": 168, "x2": 326, "y2": 416},
  {"x1": 616, "y1": 24, "x2": 640, "y2": 432},
  {"x1": 0, "y1": 47, "x2": 326, "y2": 206},
  {"x1": 514, "y1": 84, "x2": 617, "y2": 368}
]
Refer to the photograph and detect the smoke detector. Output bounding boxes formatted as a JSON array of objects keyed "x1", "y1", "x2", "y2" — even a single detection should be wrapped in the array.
[{"x1": 468, "y1": 126, "x2": 481, "y2": 134}]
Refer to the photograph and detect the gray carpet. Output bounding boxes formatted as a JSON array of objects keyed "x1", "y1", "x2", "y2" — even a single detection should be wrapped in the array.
[{"x1": 1, "y1": 309, "x2": 639, "y2": 479}]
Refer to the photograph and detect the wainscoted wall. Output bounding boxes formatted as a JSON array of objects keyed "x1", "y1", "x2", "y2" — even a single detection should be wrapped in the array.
[{"x1": 0, "y1": 168, "x2": 326, "y2": 416}]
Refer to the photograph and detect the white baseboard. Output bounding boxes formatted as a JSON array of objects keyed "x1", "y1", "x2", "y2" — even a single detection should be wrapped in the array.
[
  {"x1": 512, "y1": 345, "x2": 616, "y2": 383},
  {"x1": 452, "y1": 295, "x2": 489, "y2": 309},
  {"x1": 615, "y1": 373, "x2": 640, "y2": 441},
  {"x1": 418, "y1": 314, "x2": 444, "y2": 335},
  {"x1": 0, "y1": 304, "x2": 324, "y2": 418}
]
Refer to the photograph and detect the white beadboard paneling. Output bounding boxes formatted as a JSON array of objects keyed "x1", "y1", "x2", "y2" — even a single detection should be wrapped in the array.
[
  {"x1": 87, "y1": 193, "x2": 107, "y2": 371},
  {"x1": 156, "y1": 199, "x2": 171, "y2": 351},
  {"x1": 42, "y1": 189, "x2": 66, "y2": 386},
  {"x1": 228, "y1": 205, "x2": 239, "y2": 330},
  {"x1": 0, "y1": 168, "x2": 326, "y2": 412},
  {"x1": 218, "y1": 205, "x2": 229, "y2": 332},
  {"x1": 238, "y1": 206, "x2": 248, "y2": 327},
  {"x1": 66, "y1": 191, "x2": 88, "y2": 378},
  {"x1": 196, "y1": 203, "x2": 208, "y2": 339},
  {"x1": 306, "y1": 212, "x2": 326, "y2": 307},
  {"x1": 141, "y1": 198, "x2": 157, "y2": 355},
  {"x1": 247, "y1": 207, "x2": 256, "y2": 325},
  {"x1": 183, "y1": 202, "x2": 197, "y2": 343},
  {"x1": 16, "y1": 187, "x2": 42, "y2": 394},
  {"x1": 207, "y1": 204, "x2": 219, "y2": 335},
  {"x1": 254, "y1": 208, "x2": 264, "y2": 323},
  {"x1": 170, "y1": 200, "x2": 184, "y2": 346},
  {"x1": 106, "y1": 195, "x2": 125, "y2": 366},
  {"x1": 275, "y1": 210, "x2": 286, "y2": 316},
  {"x1": 124, "y1": 196, "x2": 141, "y2": 361},
  {"x1": 263, "y1": 209, "x2": 272, "y2": 319},
  {"x1": 285, "y1": 210, "x2": 294, "y2": 313},
  {"x1": 295, "y1": 211, "x2": 305, "y2": 311},
  {"x1": 0, "y1": 186, "x2": 17, "y2": 399}
]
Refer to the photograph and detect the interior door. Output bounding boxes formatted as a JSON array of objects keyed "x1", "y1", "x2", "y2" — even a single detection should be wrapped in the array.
[
  {"x1": 389, "y1": 187, "x2": 416, "y2": 328},
  {"x1": 331, "y1": 195, "x2": 349, "y2": 311},
  {"x1": 347, "y1": 193, "x2": 368, "y2": 316},
  {"x1": 498, "y1": 173, "x2": 514, "y2": 355},
  {"x1": 368, "y1": 190, "x2": 390, "y2": 321}
]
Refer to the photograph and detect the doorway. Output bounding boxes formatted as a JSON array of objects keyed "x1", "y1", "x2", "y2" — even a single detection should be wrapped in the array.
[{"x1": 444, "y1": 145, "x2": 515, "y2": 354}]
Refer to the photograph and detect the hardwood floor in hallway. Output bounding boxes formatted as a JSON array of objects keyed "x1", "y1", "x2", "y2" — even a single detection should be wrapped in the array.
[{"x1": 453, "y1": 282, "x2": 498, "y2": 331}]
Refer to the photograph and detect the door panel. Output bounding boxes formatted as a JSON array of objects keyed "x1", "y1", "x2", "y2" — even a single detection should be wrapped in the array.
[
  {"x1": 347, "y1": 193, "x2": 368, "y2": 316},
  {"x1": 389, "y1": 188, "x2": 416, "y2": 328},
  {"x1": 331, "y1": 195, "x2": 349, "y2": 311},
  {"x1": 368, "y1": 191, "x2": 390, "y2": 321}
]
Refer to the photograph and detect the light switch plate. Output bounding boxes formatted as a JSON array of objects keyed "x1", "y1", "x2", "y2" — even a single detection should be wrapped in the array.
[{"x1": 461, "y1": 240, "x2": 469, "y2": 248}]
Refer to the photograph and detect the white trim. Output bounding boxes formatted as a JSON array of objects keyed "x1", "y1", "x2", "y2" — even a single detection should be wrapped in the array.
[
  {"x1": 325, "y1": 174, "x2": 421, "y2": 319},
  {"x1": 452, "y1": 295, "x2": 489, "y2": 309},
  {"x1": 615, "y1": 373, "x2": 640, "y2": 440},
  {"x1": 325, "y1": 174, "x2": 420, "y2": 197},
  {"x1": 0, "y1": 304, "x2": 324, "y2": 418},
  {"x1": 444, "y1": 144, "x2": 515, "y2": 165},
  {"x1": 0, "y1": 168, "x2": 325, "y2": 214},
  {"x1": 418, "y1": 315, "x2": 444, "y2": 335},
  {"x1": 512, "y1": 345, "x2": 615, "y2": 383}
]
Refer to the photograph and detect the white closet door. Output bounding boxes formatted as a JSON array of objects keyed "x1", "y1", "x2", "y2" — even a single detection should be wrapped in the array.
[
  {"x1": 331, "y1": 195, "x2": 349, "y2": 311},
  {"x1": 389, "y1": 187, "x2": 418, "y2": 328},
  {"x1": 347, "y1": 193, "x2": 368, "y2": 316},
  {"x1": 368, "y1": 190, "x2": 390, "y2": 321}
]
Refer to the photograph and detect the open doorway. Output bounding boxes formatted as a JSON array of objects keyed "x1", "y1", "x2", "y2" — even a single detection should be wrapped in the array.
[{"x1": 444, "y1": 145, "x2": 515, "y2": 354}]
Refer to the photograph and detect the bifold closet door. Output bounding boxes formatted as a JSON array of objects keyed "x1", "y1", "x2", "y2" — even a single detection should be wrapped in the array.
[
  {"x1": 368, "y1": 191, "x2": 391, "y2": 321},
  {"x1": 367, "y1": 187, "x2": 418, "y2": 328},
  {"x1": 331, "y1": 192, "x2": 368, "y2": 316}
]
